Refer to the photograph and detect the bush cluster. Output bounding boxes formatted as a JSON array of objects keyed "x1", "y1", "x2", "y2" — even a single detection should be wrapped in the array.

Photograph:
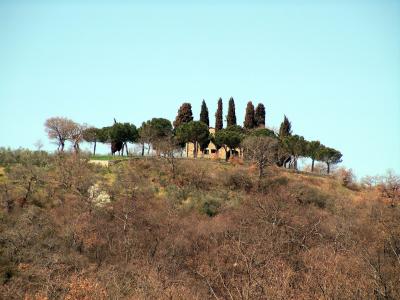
[
  {"x1": 0, "y1": 151, "x2": 399, "y2": 299},
  {"x1": 224, "y1": 169, "x2": 253, "y2": 192}
]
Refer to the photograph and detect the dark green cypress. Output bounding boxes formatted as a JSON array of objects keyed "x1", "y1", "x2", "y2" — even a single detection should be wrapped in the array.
[
  {"x1": 200, "y1": 99, "x2": 209, "y2": 127},
  {"x1": 255, "y1": 103, "x2": 266, "y2": 127},
  {"x1": 215, "y1": 98, "x2": 223, "y2": 131},
  {"x1": 227, "y1": 97, "x2": 237, "y2": 127},
  {"x1": 279, "y1": 115, "x2": 292, "y2": 138},
  {"x1": 243, "y1": 101, "x2": 256, "y2": 129}
]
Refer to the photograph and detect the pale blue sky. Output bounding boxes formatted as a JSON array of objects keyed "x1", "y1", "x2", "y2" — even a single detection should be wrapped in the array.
[{"x1": 0, "y1": 0, "x2": 399, "y2": 177}]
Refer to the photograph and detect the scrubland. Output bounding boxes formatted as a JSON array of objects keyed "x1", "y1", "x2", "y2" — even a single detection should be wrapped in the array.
[{"x1": 0, "y1": 150, "x2": 399, "y2": 299}]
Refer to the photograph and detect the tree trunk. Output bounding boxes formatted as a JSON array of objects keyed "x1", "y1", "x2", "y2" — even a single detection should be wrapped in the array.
[
  {"x1": 21, "y1": 177, "x2": 35, "y2": 207},
  {"x1": 93, "y1": 141, "x2": 97, "y2": 156},
  {"x1": 74, "y1": 143, "x2": 79, "y2": 154},
  {"x1": 171, "y1": 157, "x2": 176, "y2": 179},
  {"x1": 284, "y1": 157, "x2": 289, "y2": 169},
  {"x1": 3, "y1": 184, "x2": 13, "y2": 213},
  {"x1": 141, "y1": 143, "x2": 145, "y2": 156},
  {"x1": 327, "y1": 162, "x2": 330, "y2": 174},
  {"x1": 311, "y1": 159, "x2": 315, "y2": 172},
  {"x1": 147, "y1": 144, "x2": 151, "y2": 155},
  {"x1": 194, "y1": 142, "x2": 197, "y2": 158},
  {"x1": 283, "y1": 156, "x2": 290, "y2": 169}
]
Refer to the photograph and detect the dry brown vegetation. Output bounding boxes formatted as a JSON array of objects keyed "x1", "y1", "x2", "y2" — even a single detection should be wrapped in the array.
[{"x1": 0, "y1": 150, "x2": 399, "y2": 299}]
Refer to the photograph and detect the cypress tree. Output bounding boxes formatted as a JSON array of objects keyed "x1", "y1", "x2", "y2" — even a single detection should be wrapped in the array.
[
  {"x1": 215, "y1": 98, "x2": 223, "y2": 131},
  {"x1": 173, "y1": 102, "x2": 193, "y2": 128},
  {"x1": 227, "y1": 97, "x2": 237, "y2": 127},
  {"x1": 243, "y1": 101, "x2": 256, "y2": 129},
  {"x1": 255, "y1": 103, "x2": 266, "y2": 127},
  {"x1": 279, "y1": 115, "x2": 292, "y2": 138},
  {"x1": 200, "y1": 99, "x2": 209, "y2": 127}
]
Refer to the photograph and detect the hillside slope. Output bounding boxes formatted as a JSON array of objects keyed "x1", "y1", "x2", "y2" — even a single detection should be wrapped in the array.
[{"x1": 0, "y1": 154, "x2": 399, "y2": 299}]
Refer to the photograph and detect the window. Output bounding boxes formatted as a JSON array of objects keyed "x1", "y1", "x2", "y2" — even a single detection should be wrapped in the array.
[{"x1": 211, "y1": 149, "x2": 217, "y2": 154}]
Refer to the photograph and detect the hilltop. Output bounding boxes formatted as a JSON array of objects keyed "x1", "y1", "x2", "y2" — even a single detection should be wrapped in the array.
[{"x1": 0, "y1": 151, "x2": 399, "y2": 299}]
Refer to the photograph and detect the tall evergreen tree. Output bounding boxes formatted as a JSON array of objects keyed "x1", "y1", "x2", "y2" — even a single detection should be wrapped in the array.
[
  {"x1": 173, "y1": 102, "x2": 193, "y2": 128},
  {"x1": 279, "y1": 115, "x2": 292, "y2": 138},
  {"x1": 215, "y1": 98, "x2": 223, "y2": 131},
  {"x1": 200, "y1": 99, "x2": 209, "y2": 127},
  {"x1": 243, "y1": 101, "x2": 256, "y2": 129},
  {"x1": 227, "y1": 97, "x2": 237, "y2": 127},
  {"x1": 255, "y1": 103, "x2": 266, "y2": 127}
]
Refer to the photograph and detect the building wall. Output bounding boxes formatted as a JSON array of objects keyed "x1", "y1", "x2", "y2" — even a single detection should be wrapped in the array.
[{"x1": 186, "y1": 140, "x2": 227, "y2": 160}]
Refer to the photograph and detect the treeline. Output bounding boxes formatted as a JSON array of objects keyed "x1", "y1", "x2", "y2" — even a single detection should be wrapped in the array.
[
  {"x1": 44, "y1": 97, "x2": 342, "y2": 174},
  {"x1": 44, "y1": 118, "x2": 138, "y2": 156}
]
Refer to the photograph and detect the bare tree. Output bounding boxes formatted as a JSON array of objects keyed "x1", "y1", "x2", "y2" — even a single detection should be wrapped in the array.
[
  {"x1": 69, "y1": 122, "x2": 87, "y2": 153},
  {"x1": 34, "y1": 139, "x2": 44, "y2": 151},
  {"x1": 242, "y1": 136, "x2": 278, "y2": 178},
  {"x1": 378, "y1": 170, "x2": 400, "y2": 207},
  {"x1": 361, "y1": 175, "x2": 379, "y2": 189},
  {"x1": 44, "y1": 117, "x2": 76, "y2": 152},
  {"x1": 157, "y1": 136, "x2": 181, "y2": 179}
]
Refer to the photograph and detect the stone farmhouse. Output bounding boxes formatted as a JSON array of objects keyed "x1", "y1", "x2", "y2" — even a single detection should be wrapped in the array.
[{"x1": 185, "y1": 127, "x2": 242, "y2": 160}]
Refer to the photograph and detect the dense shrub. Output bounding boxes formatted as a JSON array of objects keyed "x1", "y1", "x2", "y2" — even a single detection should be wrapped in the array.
[
  {"x1": 175, "y1": 160, "x2": 214, "y2": 190},
  {"x1": 165, "y1": 184, "x2": 191, "y2": 205},
  {"x1": 257, "y1": 176, "x2": 289, "y2": 194},
  {"x1": 201, "y1": 199, "x2": 221, "y2": 217},
  {"x1": 224, "y1": 169, "x2": 253, "y2": 192},
  {"x1": 292, "y1": 183, "x2": 332, "y2": 208},
  {"x1": 1, "y1": 152, "x2": 399, "y2": 299},
  {"x1": 0, "y1": 147, "x2": 50, "y2": 167},
  {"x1": 335, "y1": 168, "x2": 359, "y2": 190}
]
